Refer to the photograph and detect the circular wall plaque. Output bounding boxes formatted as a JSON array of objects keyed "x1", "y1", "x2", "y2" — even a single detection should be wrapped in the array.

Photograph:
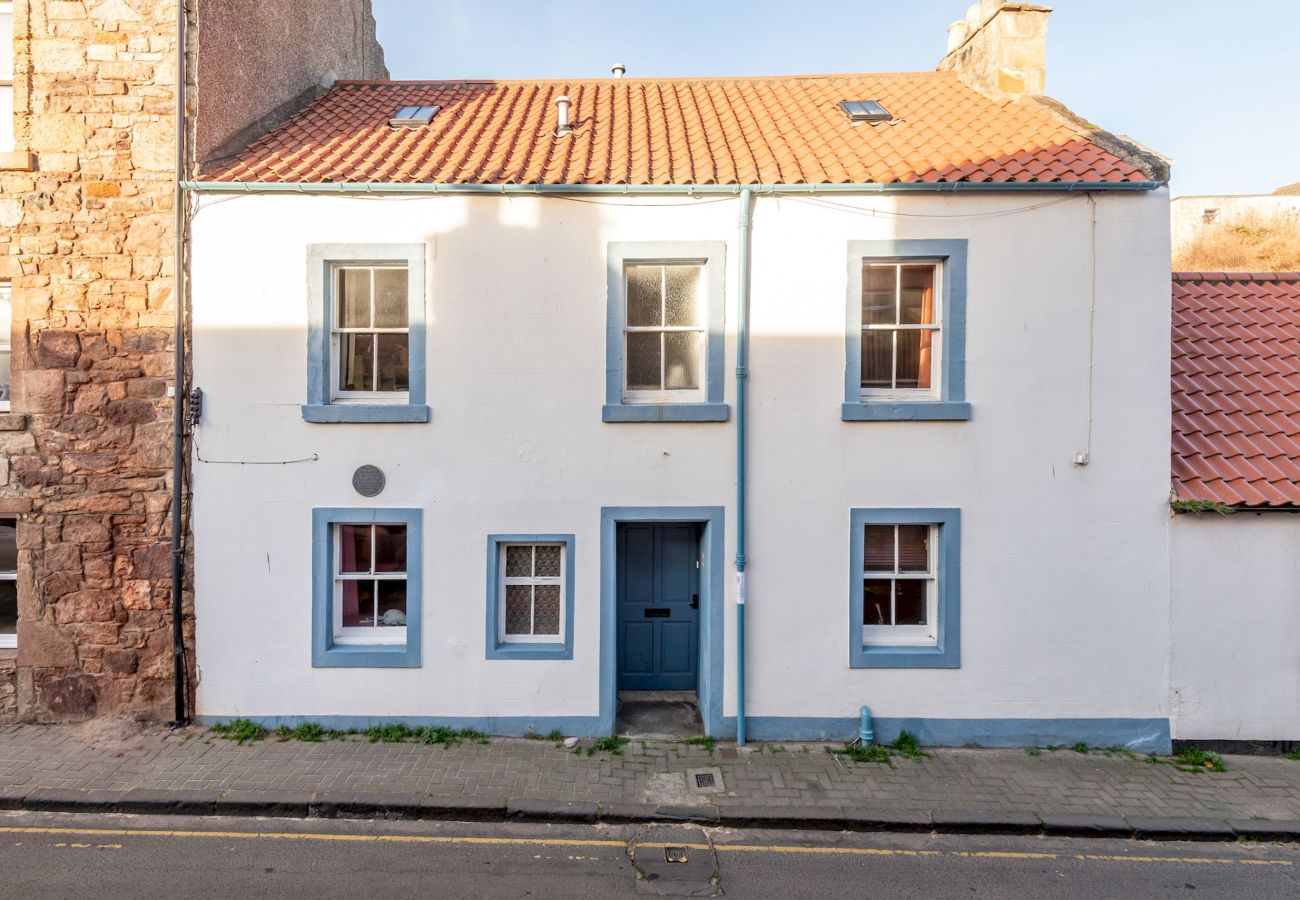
[{"x1": 352, "y1": 465, "x2": 386, "y2": 498}]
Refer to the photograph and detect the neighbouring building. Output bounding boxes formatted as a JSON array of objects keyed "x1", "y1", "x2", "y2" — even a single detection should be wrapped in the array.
[
  {"x1": 1171, "y1": 186, "x2": 1300, "y2": 271},
  {"x1": 0, "y1": 0, "x2": 385, "y2": 723},
  {"x1": 184, "y1": 1, "x2": 1185, "y2": 749},
  {"x1": 1170, "y1": 271, "x2": 1300, "y2": 746}
]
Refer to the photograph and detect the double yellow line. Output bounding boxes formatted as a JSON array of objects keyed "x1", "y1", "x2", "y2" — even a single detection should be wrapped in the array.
[{"x1": 0, "y1": 825, "x2": 1291, "y2": 868}]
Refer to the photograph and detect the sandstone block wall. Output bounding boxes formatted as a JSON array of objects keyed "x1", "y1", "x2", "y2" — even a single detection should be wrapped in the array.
[{"x1": 0, "y1": 0, "x2": 386, "y2": 722}]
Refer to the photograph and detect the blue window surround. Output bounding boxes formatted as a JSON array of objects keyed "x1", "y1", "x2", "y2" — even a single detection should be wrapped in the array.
[
  {"x1": 485, "y1": 534, "x2": 576, "y2": 660},
  {"x1": 303, "y1": 243, "x2": 430, "y2": 424},
  {"x1": 603, "y1": 242, "x2": 729, "y2": 423},
  {"x1": 849, "y1": 508, "x2": 960, "y2": 669},
  {"x1": 312, "y1": 508, "x2": 422, "y2": 668},
  {"x1": 843, "y1": 240, "x2": 971, "y2": 421}
]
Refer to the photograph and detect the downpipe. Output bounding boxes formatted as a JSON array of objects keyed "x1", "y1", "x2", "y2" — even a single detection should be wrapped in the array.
[
  {"x1": 169, "y1": 0, "x2": 189, "y2": 727},
  {"x1": 735, "y1": 189, "x2": 753, "y2": 746}
]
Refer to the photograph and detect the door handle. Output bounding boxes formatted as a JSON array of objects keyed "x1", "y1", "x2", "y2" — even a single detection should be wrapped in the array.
[{"x1": 690, "y1": 594, "x2": 699, "y2": 610}]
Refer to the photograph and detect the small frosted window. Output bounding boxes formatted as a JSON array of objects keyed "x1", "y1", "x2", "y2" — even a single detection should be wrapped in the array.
[{"x1": 623, "y1": 264, "x2": 705, "y2": 398}]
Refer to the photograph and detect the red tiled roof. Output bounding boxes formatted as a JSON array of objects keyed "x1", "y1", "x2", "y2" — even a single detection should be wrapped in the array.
[
  {"x1": 1172, "y1": 272, "x2": 1300, "y2": 508},
  {"x1": 201, "y1": 73, "x2": 1151, "y2": 186}
]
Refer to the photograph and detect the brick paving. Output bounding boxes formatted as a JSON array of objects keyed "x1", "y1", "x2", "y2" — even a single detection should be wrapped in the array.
[{"x1": 2, "y1": 723, "x2": 1299, "y2": 824}]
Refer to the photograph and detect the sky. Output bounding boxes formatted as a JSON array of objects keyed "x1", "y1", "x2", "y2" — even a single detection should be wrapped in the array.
[{"x1": 372, "y1": 1, "x2": 1299, "y2": 197}]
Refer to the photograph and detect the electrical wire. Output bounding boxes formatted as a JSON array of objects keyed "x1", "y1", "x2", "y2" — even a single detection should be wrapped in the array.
[{"x1": 194, "y1": 435, "x2": 318, "y2": 465}]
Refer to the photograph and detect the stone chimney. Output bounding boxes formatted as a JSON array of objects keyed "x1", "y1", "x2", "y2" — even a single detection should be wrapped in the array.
[{"x1": 937, "y1": 1, "x2": 1051, "y2": 98}]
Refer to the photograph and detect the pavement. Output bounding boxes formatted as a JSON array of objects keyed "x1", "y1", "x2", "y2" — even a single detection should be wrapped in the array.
[
  {"x1": 3, "y1": 812, "x2": 1298, "y2": 899},
  {"x1": 2, "y1": 722, "x2": 1300, "y2": 840}
]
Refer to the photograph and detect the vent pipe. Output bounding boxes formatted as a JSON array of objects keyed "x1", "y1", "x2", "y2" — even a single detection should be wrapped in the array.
[
  {"x1": 611, "y1": 63, "x2": 626, "y2": 78},
  {"x1": 555, "y1": 94, "x2": 572, "y2": 136}
]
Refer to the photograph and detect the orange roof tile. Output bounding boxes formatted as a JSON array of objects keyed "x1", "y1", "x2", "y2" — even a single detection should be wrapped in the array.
[
  {"x1": 1172, "y1": 272, "x2": 1300, "y2": 508},
  {"x1": 202, "y1": 73, "x2": 1152, "y2": 186}
]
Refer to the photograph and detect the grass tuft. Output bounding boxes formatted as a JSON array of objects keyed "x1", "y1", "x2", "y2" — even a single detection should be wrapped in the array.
[
  {"x1": 210, "y1": 718, "x2": 267, "y2": 745},
  {"x1": 1173, "y1": 746, "x2": 1226, "y2": 773},
  {"x1": 891, "y1": 730, "x2": 928, "y2": 760},
  {"x1": 683, "y1": 736, "x2": 716, "y2": 754}
]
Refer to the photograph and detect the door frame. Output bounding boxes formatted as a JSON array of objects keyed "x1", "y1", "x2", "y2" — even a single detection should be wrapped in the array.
[{"x1": 600, "y1": 507, "x2": 724, "y2": 737}]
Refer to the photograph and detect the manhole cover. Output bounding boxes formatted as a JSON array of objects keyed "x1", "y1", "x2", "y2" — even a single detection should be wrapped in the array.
[
  {"x1": 693, "y1": 773, "x2": 716, "y2": 789},
  {"x1": 665, "y1": 847, "x2": 689, "y2": 864}
]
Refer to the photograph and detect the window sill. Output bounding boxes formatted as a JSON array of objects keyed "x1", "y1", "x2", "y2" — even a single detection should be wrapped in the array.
[
  {"x1": 313, "y1": 642, "x2": 420, "y2": 668},
  {"x1": 486, "y1": 641, "x2": 573, "y2": 661},
  {"x1": 602, "y1": 403, "x2": 730, "y2": 423},
  {"x1": 850, "y1": 644, "x2": 959, "y2": 669},
  {"x1": 841, "y1": 401, "x2": 971, "y2": 422},
  {"x1": 302, "y1": 404, "x2": 430, "y2": 424}
]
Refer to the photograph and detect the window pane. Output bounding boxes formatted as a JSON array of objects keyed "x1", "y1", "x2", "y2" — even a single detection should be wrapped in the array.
[
  {"x1": 860, "y1": 330, "x2": 892, "y2": 389},
  {"x1": 338, "y1": 269, "x2": 371, "y2": 328},
  {"x1": 900, "y1": 265, "x2": 935, "y2": 325},
  {"x1": 0, "y1": 581, "x2": 15, "y2": 636},
  {"x1": 340, "y1": 580, "x2": 372, "y2": 628},
  {"x1": 377, "y1": 580, "x2": 407, "y2": 626},
  {"x1": 505, "y1": 545, "x2": 532, "y2": 577},
  {"x1": 0, "y1": 520, "x2": 14, "y2": 571},
  {"x1": 895, "y1": 329, "x2": 928, "y2": 390},
  {"x1": 663, "y1": 332, "x2": 700, "y2": 391},
  {"x1": 626, "y1": 331, "x2": 662, "y2": 391},
  {"x1": 863, "y1": 579, "x2": 891, "y2": 625},
  {"x1": 375, "y1": 333, "x2": 409, "y2": 392},
  {"x1": 0, "y1": 350, "x2": 9, "y2": 406},
  {"x1": 338, "y1": 333, "x2": 375, "y2": 392},
  {"x1": 894, "y1": 580, "x2": 927, "y2": 625},
  {"x1": 505, "y1": 585, "x2": 532, "y2": 634},
  {"x1": 338, "y1": 524, "x2": 371, "y2": 573},
  {"x1": 626, "y1": 265, "x2": 662, "y2": 327},
  {"x1": 664, "y1": 266, "x2": 701, "y2": 326},
  {"x1": 897, "y1": 525, "x2": 929, "y2": 572},
  {"x1": 533, "y1": 585, "x2": 561, "y2": 635},
  {"x1": 862, "y1": 265, "x2": 896, "y2": 326},
  {"x1": 864, "y1": 525, "x2": 894, "y2": 571},
  {"x1": 373, "y1": 268, "x2": 408, "y2": 328},
  {"x1": 0, "y1": 283, "x2": 10, "y2": 337},
  {"x1": 374, "y1": 525, "x2": 406, "y2": 573},
  {"x1": 534, "y1": 544, "x2": 561, "y2": 578}
]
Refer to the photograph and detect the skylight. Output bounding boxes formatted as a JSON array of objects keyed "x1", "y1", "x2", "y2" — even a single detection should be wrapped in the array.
[
  {"x1": 389, "y1": 105, "x2": 439, "y2": 128},
  {"x1": 839, "y1": 100, "x2": 891, "y2": 123}
]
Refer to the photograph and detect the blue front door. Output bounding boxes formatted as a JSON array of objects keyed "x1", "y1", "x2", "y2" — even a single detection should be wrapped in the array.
[{"x1": 617, "y1": 523, "x2": 699, "y2": 691}]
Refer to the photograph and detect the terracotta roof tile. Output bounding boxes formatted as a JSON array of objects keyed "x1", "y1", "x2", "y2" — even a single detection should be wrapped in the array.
[
  {"x1": 1172, "y1": 272, "x2": 1300, "y2": 508},
  {"x1": 202, "y1": 74, "x2": 1151, "y2": 186}
]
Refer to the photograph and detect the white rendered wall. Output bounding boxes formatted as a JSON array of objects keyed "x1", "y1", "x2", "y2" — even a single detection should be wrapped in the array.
[
  {"x1": 189, "y1": 189, "x2": 1173, "y2": 728},
  {"x1": 1171, "y1": 514, "x2": 1300, "y2": 740}
]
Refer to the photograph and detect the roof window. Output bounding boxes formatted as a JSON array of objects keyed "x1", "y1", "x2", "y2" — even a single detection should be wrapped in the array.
[
  {"x1": 389, "y1": 105, "x2": 439, "y2": 128},
  {"x1": 839, "y1": 100, "x2": 891, "y2": 123}
]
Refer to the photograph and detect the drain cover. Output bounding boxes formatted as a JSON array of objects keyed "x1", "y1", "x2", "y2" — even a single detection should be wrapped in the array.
[
  {"x1": 665, "y1": 847, "x2": 689, "y2": 864},
  {"x1": 686, "y1": 766, "x2": 724, "y2": 794}
]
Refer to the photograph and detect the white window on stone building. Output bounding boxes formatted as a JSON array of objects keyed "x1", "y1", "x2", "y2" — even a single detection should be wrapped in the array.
[
  {"x1": 0, "y1": 1, "x2": 13, "y2": 152},
  {"x1": 623, "y1": 263, "x2": 707, "y2": 402},
  {"x1": 331, "y1": 264, "x2": 410, "y2": 401},
  {"x1": 860, "y1": 261, "x2": 942, "y2": 397},
  {"x1": 0, "y1": 518, "x2": 16, "y2": 649},
  {"x1": 861, "y1": 523, "x2": 937, "y2": 646},
  {"x1": 0, "y1": 282, "x2": 11, "y2": 412},
  {"x1": 498, "y1": 543, "x2": 565, "y2": 643},
  {"x1": 333, "y1": 522, "x2": 408, "y2": 645}
]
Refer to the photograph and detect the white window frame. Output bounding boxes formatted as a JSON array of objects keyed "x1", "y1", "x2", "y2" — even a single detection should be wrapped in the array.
[
  {"x1": 0, "y1": 516, "x2": 16, "y2": 649},
  {"x1": 0, "y1": 1, "x2": 13, "y2": 154},
  {"x1": 497, "y1": 542, "x2": 567, "y2": 644},
  {"x1": 621, "y1": 261, "x2": 708, "y2": 404},
  {"x1": 859, "y1": 259, "x2": 943, "y2": 401},
  {"x1": 332, "y1": 522, "x2": 408, "y2": 646},
  {"x1": 0, "y1": 282, "x2": 11, "y2": 413},
  {"x1": 861, "y1": 523, "x2": 938, "y2": 647},
  {"x1": 329, "y1": 263, "x2": 411, "y2": 404}
]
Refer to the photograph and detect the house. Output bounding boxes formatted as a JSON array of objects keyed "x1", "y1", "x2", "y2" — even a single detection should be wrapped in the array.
[
  {"x1": 183, "y1": 1, "x2": 1178, "y2": 749},
  {"x1": 0, "y1": 0, "x2": 386, "y2": 723},
  {"x1": 1170, "y1": 271, "x2": 1300, "y2": 745},
  {"x1": 1171, "y1": 186, "x2": 1300, "y2": 271}
]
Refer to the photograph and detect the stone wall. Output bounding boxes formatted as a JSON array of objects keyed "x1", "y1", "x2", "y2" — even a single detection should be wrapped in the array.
[
  {"x1": 193, "y1": 0, "x2": 387, "y2": 166},
  {"x1": 0, "y1": 0, "x2": 385, "y2": 723},
  {"x1": 937, "y1": 0, "x2": 1050, "y2": 98}
]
